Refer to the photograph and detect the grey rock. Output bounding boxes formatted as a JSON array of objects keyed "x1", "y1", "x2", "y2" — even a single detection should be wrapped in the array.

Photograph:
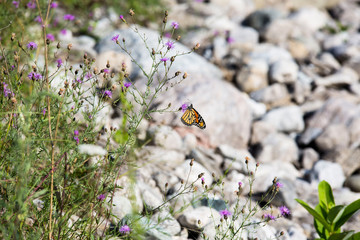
[
  {"x1": 250, "y1": 120, "x2": 277, "y2": 145},
  {"x1": 136, "y1": 146, "x2": 185, "y2": 168},
  {"x1": 236, "y1": 59, "x2": 268, "y2": 93},
  {"x1": 349, "y1": 118, "x2": 360, "y2": 146},
  {"x1": 289, "y1": 7, "x2": 328, "y2": 33},
  {"x1": 189, "y1": 148, "x2": 223, "y2": 177},
  {"x1": 107, "y1": 192, "x2": 133, "y2": 223},
  {"x1": 147, "y1": 125, "x2": 183, "y2": 151},
  {"x1": 139, "y1": 184, "x2": 164, "y2": 210},
  {"x1": 293, "y1": 72, "x2": 312, "y2": 104},
  {"x1": 250, "y1": 83, "x2": 291, "y2": 107},
  {"x1": 257, "y1": 132, "x2": 299, "y2": 164},
  {"x1": 299, "y1": 97, "x2": 360, "y2": 145},
  {"x1": 252, "y1": 161, "x2": 300, "y2": 192},
  {"x1": 315, "y1": 124, "x2": 350, "y2": 151},
  {"x1": 270, "y1": 60, "x2": 299, "y2": 84},
  {"x1": 311, "y1": 160, "x2": 346, "y2": 189},
  {"x1": 213, "y1": 36, "x2": 228, "y2": 61},
  {"x1": 242, "y1": 8, "x2": 285, "y2": 32},
  {"x1": 301, "y1": 148, "x2": 319, "y2": 170},
  {"x1": 245, "y1": 95, "x2": 267, "y2": 119},
  {"x1": 262, "y1": 105, "x2": 304, "y2": 133},
  {"x1": 346, "y1": 174, "x2": 360, "y2": 192},
  {"x1": 174, "y1": 159, "x2": 213, "y2": 188},
  {"x1": 151, "y1": 211, "x2": 181, "y2": 236},
  {"x1": 248, "y1": 43, "x2": 293, "y2": 65},
  {"x1": 315, "y1": 67, "x2": 359, "y2": 87}
]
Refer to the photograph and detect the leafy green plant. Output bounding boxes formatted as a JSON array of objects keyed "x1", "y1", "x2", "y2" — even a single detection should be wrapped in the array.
[{"x1": 296, "y1": 180, "x2": 360, "y2": 240}]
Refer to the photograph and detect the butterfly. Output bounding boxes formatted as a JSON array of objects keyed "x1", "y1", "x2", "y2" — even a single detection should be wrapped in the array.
[{"x1": 180, "y1": 104, "x2": 206, "y2": 129}]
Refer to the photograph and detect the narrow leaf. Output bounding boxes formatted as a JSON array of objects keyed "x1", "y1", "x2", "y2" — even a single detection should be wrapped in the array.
[
  {"x1": 296, "y1": 199, "x2": 332, "y2": 231},
  {"x1": 328, "y1": 231, "x2": 354, "y2": 240},
  {"x1": 318, "y1": 180, "x2": 335, "y2": 209},
  {"x1": 334, "y1": 198, "x2": 360, "y2": 230}
]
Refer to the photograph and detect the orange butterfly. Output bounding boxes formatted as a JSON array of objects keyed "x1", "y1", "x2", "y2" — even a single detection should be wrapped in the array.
[{"x1": 180, "y1": 104, "x2": 206, "y2": 129}]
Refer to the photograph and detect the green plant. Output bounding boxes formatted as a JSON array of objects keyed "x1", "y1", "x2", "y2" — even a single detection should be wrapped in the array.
[{"x1": 296, "y1": 180, "x2": 360, "y2": 240}]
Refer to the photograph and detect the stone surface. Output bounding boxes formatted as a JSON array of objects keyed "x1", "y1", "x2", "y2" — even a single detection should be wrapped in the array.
[
  {"x1": 262, "y1": 105, "x2": 304, "y2": 133},
  {"x1": 311, "y1": 160, "x2": 346, "y2": 189}
]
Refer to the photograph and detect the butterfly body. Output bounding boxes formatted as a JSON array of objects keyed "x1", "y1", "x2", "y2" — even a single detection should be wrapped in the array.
[{"x1": 181, "y1": 104, "x2": 206, "y2": 129}]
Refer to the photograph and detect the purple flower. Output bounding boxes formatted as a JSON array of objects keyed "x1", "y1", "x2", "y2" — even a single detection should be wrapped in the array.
[
  {"x1": 63, "y1": 14, "x2": 75, "y2": 21},
  {"x1": 226, "y1": 36, "x2": 235, "y2": 44},
  {"x1": 27, "y1": 42, "x2": 37, "y2": 50},
  {"x1": 34, "y1": 16, "x2": 42, "y2": 23},
  {"x1": 103, "y1": 69, "x2": 110, "y2": 73},
  {"x1": 276, "y1": 182, "x2": 283, "y2": 188},
  {"x1": 56, "y1": 59, "x2": 63, "y2": 68},
  {"x1": 160, "y1": 57, "x2": 169, "y2": 62},
  {"x1": 171, "y1": 21, "x2": 179, "y2": 29},
  {"x1": 180, "y1": 103, "x2": 188, "y2": 112},
  {"x1": 102, "y1": 90, "x2": 112, "y2": 98},
  {"x1": 119, "y1": 15, "x2": 125, "y2": 22},
  {"x1": 12, "y1": 1, "x2": 19, "y2": 8},
  {"x1": 74, "y1": 78, "x2": 83, "y2": 84},
  {"x1": 2, "y1": 82, "x2": 14, "y2": 97},
  {"x1": 28, "y1": 72, "x2": 42, "y2": 80},
  {"x1": 60, "y1": 29, "x2": 67, "y2": 35},
  {"x1": 263, "y1": 213, "x2": 276, "y2": 221},
  {"x1": 279, "y1": 206, "x2": 290, "y2": 217},
  {"x1": 27, "y1": 1, "x2": 36, "y2": 9},
  {"x1": 124, "y1": 82, "x2": 132, "y2": 88},
  {"x1": 112, "y1": 34, "x2": 119, "y2": 42},
  {"x1": 42, "y1": 108, "x2": 46, "y2": 116},
  {"x1": 164, "y1": 32, "x2": 171, "y2": 38},
  {"x1": 119, "y1": 225, "x2": 131, "y2": 234},
  {"x1": 165, "y1": 40, "x2": 175, "y2": 49},
  {"x1": 97, "y1": 194, "x2": 105, "y2": 201},
  {"x1": 46, "y1": 33, "x2": 55, "y2": 41},
  {"x1": 73, "y1": 136, "x2": 79, "y2": 144},
  {"x1": 50, "y1": 2, "x2": 58, "y2": 8},
  {"x1": 74, "y1": 130, "x2": 79, "y2": 136},
  {"x1": 85, "y1": 72, "x2": 92, "y2": 79},
  {"x1": 219, "y1": 209, "x2": 232, "y2": 219}
]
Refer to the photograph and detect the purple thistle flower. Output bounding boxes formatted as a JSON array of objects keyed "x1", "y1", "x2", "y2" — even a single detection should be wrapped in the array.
[
  {"x1": 73, "y1": 136, "x2": 79, "y2": 144},
  {"x1": 56, "y1": 59, "x2": 63, "y2": 68},
  {"x1": 42, "y1": 108, "x2": 46, "y2": 116},
  {"x1": 28, "y1": 72, "x2": 42, "y2": 80},
  {"x1": 27, "y1": 42, "x2": 37, "y2": 50},
  {"x1": 279, "y1": 206, "x2": 291, "y2": 217},
  {"x1": 102, "y1": 90, "x2": 112, "y2": 98},
  {"x1": 119, "y1": 225, "x2": 131, "y2": 234},
  {"x1": 64, "y1": 14, "x2": 75, "y2": 21},
  {"x1": 219, "y1": 209, "x2": 232, "y2": 219},
  {"x1": 60, "y1": 29, "x2": 67, "y2": 35},
  {"x1": 226, "y1": 36, "x2": 235, "y2": 44},
  {"x1": 263, "y1": 213, "x2": 276, "y2": 221},
  {"x1": 50, "y1": 2, "x2": 58, "y2": 8},
  {"x1": 74, "y1": 78, "x2": 83, "y2": 84},
  {"x1": 171, "y1": 21, "x2": 179, "y2": 29},
  {"x1": 85, "y1": 72, "x2": 92, "y2": 79},
  {"x1": 119, "y1": 15, "x2": 125, "y2": 22},
  {"x1": 27, "y1": 1, "x2": 36, "y2": 9},
  {"x1": 180, "y1": 103, "x2": 188, "y2": 112},
  {"x1": 2, "y1": 82, "x2": 14, "y2": 98},
  {"x1": 12, "y1": 1, "x2": 19, "y2": 8},
  {"x1": 103, "y1": 69, "x2": 110, "y2": 73},
  {"x1": 46, "y1": 33, "x2": 55, "y2": 41},
  {"x1": 97, "y1": 194, "x2": 105, "y2": 201},
  {"x1": 165, "y1": 40, "x2": 175, "y2": 50},
  {"x1": 276, "y1": 182, "x2": 283, "y2": 188},
  {"x1": 34, "y1": 16, "x2": 42, "y2": 23},
  {"x1": 124, "y1": 82, "x2": 132, "y2": 88},
  {"x1": 112, "y1": 34, "x2": 119, "y2": 42},
  {"x1": 238, "y1": 181, "x2": 243, "y2": 187},
  {"x1": 74, "y1": 130, "x2": 79, "y2": 136},
  {"x1": 160, "y1": 57, "x2": 169, "y2": 62}
]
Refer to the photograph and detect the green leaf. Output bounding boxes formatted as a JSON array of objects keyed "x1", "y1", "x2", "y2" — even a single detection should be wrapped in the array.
[
  {"x1": 334, "y1": 198, "x2": 360, "y2": 230},
  {"x1": 328, "y1": 205, "x2": 344, "y2": 225},
  {"x1": 328, "y1": 231, "x2": 354, "y2": 240},
  {"x1": 318, "y1": 181, "x2": 335, "y2": 210},
  {"x1": 296, "y1": 199, "x2": 332, "y2": 232},
  {"x1": 349, "y1": 232, "x2": 360, "y2": 240}
]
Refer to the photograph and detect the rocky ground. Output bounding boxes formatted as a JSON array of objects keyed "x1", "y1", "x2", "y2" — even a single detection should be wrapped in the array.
[{"x1": 54, "y1": 0, "x2": 360, "y2": 239}]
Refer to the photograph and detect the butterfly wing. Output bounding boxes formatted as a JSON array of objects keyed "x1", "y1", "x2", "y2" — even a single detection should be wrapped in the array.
[
  {"x1": 181, "y1": 108, "x2": 196, "y2": 126},
  {"x1": 180, "y1": 105, "x2": 206, "y2": 129},
  {"x1": 192, "y1": 107, "x2": 206, "y2": 129}
]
